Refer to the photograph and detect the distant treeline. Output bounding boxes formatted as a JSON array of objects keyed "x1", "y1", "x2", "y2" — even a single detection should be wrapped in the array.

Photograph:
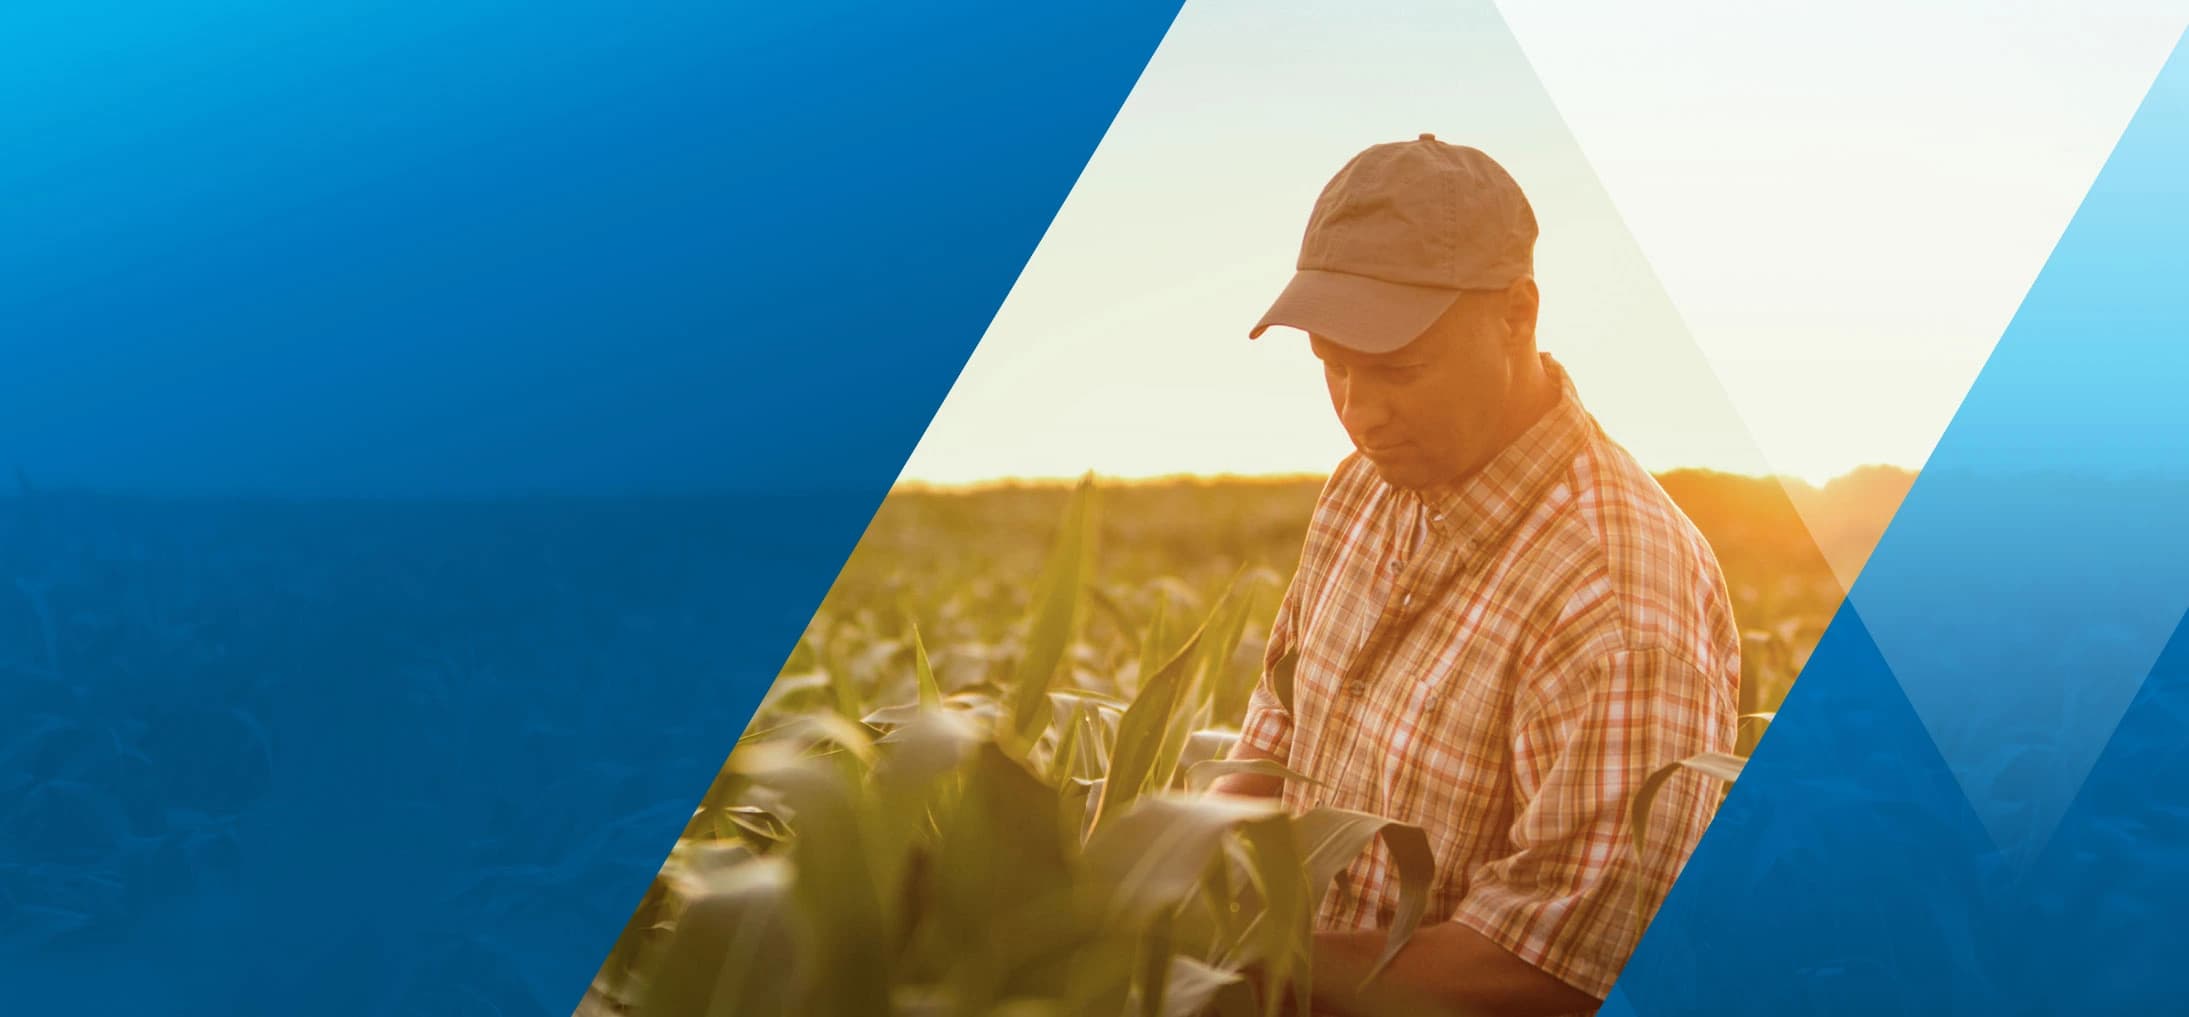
[{"x1": 869, "y1": 466, "x2": 1916, "y2": 615}]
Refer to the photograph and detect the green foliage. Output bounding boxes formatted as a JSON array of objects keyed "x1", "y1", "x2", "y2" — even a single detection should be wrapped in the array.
[
  {"x1": 586, "y1": 484, "x2": 1435, "y2": 1017},
  {"x1": 617, "y1": 700, "x2": 1429, "y2": 1017},
  {"x1": 1006, "y1": 475, "x2": 1100, "y2": 748}
]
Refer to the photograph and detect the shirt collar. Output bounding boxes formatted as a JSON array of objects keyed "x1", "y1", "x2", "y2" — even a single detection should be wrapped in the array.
[{"x1": 1403, "y1": 353, "x2": 1591, "y2": 554}]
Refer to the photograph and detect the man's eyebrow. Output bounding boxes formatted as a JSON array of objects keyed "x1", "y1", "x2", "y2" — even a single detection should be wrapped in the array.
[{"x1": 1308, "y1": 338, "x2": 1425, "y2": 368}]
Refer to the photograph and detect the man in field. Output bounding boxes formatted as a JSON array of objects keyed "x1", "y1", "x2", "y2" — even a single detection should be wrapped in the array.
[{"x1": 1212, "y1": 134, "x2": 1740, "y2": 1016}]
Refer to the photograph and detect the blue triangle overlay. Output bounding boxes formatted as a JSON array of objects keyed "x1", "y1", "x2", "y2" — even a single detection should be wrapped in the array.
[
  {"x1": 1612, "y1": 28, "x2": 2189, "y2": 1014},
  {"x1": 0, "y1": 3, "x2": 1181, "y2": 1015},
  {"x1": 1616, "y1": 605, "x2": 2015, "y2": 1015},
  {"x1": 2020, "y1": 608, "x2": 2189, "y2": 1012},
  {"x1": 1844, "y1": 26, "x2": 2189, "y2": 855}
]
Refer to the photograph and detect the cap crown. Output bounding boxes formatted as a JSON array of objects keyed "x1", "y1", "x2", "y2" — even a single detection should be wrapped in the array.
[{"x1": 1299, "y1": 134, "x2": 1538, "y2": 291}]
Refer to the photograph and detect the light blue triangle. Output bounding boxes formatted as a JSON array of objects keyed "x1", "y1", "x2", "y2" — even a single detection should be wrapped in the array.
[
  {"x1": 1843, "y1": 29, "x2": 2189, "y2": 857},
  {"x1": 1612, "y1": 25, "x2": 2189, "y2": 1016}
]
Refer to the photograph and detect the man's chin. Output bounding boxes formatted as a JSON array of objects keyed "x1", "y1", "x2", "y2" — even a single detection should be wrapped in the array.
[{"x1": 1364, "y1": 454, "x2": 1443, "y2": 491}]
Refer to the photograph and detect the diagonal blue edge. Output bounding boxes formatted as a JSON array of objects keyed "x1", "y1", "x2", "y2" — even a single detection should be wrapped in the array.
[
  {"x1": 1611, "y1": 26, "x2": 2189, "y2": 1016},
  {"x1": 1614, "y1": 604, "x2": 2013, "y2": 1016},
  {"x1": 1846, "y1": 27, "x2": 2189, "y2": 856},
  {"x1": 1615, "y1": 605, "x2": 2189, "y2": 1016},
  {"x1": 0, "y1": 3, "x2": 1182, "y2": 1015}
]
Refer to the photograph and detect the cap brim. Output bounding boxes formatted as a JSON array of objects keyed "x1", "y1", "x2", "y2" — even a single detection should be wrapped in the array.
[{"x1": 1248, "y1": 269, "x2": 1464, "y2": 354}]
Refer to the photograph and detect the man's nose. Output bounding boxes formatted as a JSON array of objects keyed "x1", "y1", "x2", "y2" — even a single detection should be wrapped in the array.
[{"x1": 1337, "y1": 380, "x2": 1393, "y2": 436}]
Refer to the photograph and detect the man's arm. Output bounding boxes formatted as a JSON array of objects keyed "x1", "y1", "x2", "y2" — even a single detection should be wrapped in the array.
[
  {"x1": 1300, "y1": 646, "x2": 1733, "y2": 1017},
  {"x1": 1211, "y1": 579, "x2": 1304, "y2": 800},
  {"x1": 1306, "y1": 922, "x2": 1601, "y2": 1017}
]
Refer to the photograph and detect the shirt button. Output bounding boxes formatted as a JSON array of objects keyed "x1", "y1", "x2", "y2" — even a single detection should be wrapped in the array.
[{"x1": 1345, "y1": 680, "x2": 1367, "y2": 696}]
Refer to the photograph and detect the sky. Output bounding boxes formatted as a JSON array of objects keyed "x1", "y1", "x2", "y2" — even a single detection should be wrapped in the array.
[{"x1": 897, "y1": 0, "x2": 2189, "y2": 487}]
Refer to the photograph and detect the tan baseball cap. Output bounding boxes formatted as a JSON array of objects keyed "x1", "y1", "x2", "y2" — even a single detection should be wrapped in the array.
[{"x1": 1250, "y1": 133, "x2": 1538, "y2": 354}]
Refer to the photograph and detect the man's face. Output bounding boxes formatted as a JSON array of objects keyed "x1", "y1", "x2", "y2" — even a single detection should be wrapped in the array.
[{"x1": 1311, "y1": 289, "x2": 1523, "y2": 491}]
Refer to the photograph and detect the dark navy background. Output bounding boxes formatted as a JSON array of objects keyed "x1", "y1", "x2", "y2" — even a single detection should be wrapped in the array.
[{"x1": 0, "y1": 2, "x2": 1182, "y2": 1013}]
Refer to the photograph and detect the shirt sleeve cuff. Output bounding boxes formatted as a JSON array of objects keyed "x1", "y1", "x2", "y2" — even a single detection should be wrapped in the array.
[
  {"x1": 1237, "y1": 684, "x2": 1294, "y2": 759},
  {"x1": 1447, "y1": 867, "x2": 1635, "y2": 1001}
]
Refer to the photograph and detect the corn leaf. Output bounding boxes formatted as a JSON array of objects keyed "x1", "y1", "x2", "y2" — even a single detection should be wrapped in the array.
[
  {"x1": 1632, "y1": 751, "x2": 1746, "y2": 858},
  {"x1": 928, "y1": 743, "x2": 1080, "y2": 1009},
  {"x1": 1191, "y1": 571, "x2": 1259, "y2": 716},
  {"x1": 1051, "y1": 699, "x2": 1088, "y2": 786},
  {"x1": 1134, "y1": 589, "x2": 1172, "y2": 699},
  {"x1": 1235, "y1": 817, "x2": 1309, "y2": 1017},
  {"x1": 1082, "y1": 793, "x2": 1284, "y2": 930},
  {"x1": 1177, "y1": 732, "x2": 1245, "y2": 786},
  {"x1": 1006, "y1": 476, "x2": 1098, "y2": 747},
  {"x1": 635, "y1": 856, "x2": 796, "y2": 1017},
  {"x1": 910, "y1": 617, "x2": 942, "y2": 711},
  {"x1": 1292, "y1": 808, "x2": 1436, "y2": 983},
  {"x1": 751, "y1": 759, "x2": 895, "y2": 1016},
  {"x1": 1185, "y1": 758, "x2": 1319, "y2": 794},
  {"x1": 1157, "y1": 956, "x2": 1243, "y2": 1017},
  {"x1": 1629, "y1": 750, "x2": 1746, "y2": 920},
  {"x1": 1094, "y1": 625, "x2": 1210, "y2": 828},
  {"x1": 1136, "y1": 925, "x2": 1175, "y2": 1017}
]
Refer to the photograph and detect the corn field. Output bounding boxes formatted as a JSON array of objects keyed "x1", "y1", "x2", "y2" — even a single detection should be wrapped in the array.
[{"x1": 581, "y1": 470, "x2": 1905, "y2": 1017}]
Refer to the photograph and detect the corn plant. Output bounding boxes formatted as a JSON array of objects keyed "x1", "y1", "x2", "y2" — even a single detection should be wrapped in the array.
[
  {"x1": 586, "y1": 467, "x2": 1864, "y2": 1016},
  {"x1": 590, "y1": 478, "x2": 1436, "y2": 1017}
]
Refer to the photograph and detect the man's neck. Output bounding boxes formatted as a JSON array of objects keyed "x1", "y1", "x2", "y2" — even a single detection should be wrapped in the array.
[
  {"x1": 1413, "y1": 355, "x2": 1561, "y2": 495},
  {"x1": 1498, "y1": 353, "x2": 1557, "y2": 447}
]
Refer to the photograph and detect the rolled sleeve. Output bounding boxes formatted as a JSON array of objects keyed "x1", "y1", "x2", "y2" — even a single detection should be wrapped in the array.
[
  {"x1": 1448, "y1": 646, "x2": 1736, "y2": 999},
  {"x1": 1233, "y1": 576, "x2": 1303, "y2": 761},
  {"x1": 1238, "y1": 680, "x2": 1294, "y2": 760}
]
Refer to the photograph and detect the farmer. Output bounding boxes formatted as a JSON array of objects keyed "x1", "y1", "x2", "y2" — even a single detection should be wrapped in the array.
[{"x1": 1212, "y1": 134, "x2": 1740, "y2": 1017}]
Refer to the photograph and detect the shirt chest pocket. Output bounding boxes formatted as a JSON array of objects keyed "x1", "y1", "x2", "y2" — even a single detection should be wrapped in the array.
[
  {"x1": 1291, "y1": 597, "x2": 1376, "y2": 706},
  {"x1": 1363, "y1": 654, "x2": 1516, "y2": 824}
]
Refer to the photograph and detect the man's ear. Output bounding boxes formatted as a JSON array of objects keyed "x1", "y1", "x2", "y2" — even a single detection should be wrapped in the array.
[{"x1": 1501, "y1": 276, "x2": 1541, "y2": 349}]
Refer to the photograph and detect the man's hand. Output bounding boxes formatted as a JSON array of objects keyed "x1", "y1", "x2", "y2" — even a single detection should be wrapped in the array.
[
  {"x1": 1306, "y1": 920, "x2": 1603, "y2": 1017},
  {"x1": 1206, "y1": 737, "x2": 1289, "y2": 799}
]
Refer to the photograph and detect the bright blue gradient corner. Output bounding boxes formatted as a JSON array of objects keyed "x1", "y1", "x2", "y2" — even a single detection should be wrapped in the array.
[
  {"x1": 1610, "y1": 29, "x2": 2189, "y2": 1016},
  {"x1": 1847, "y1": 23, "x2": 2189, "y2": 854},
  {"x1": 0, "y1": 3, "x2": 1181, "y2": 1014},
  {"x1": 0, "y1": 0, "x2": 1181, "y2": 499}
]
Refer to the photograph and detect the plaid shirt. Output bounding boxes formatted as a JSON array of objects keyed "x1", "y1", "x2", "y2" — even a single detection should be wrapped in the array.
[{"x1": 1237, "y1": 355, "x2": 1739, "y2": 1003}]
